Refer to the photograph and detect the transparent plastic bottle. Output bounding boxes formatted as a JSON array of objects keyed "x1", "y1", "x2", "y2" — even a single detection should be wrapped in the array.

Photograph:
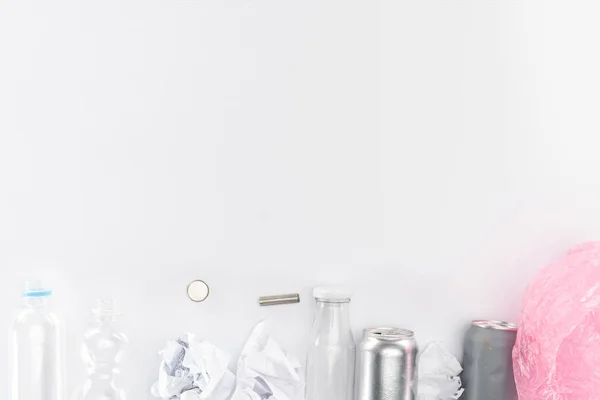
[
  {"x1": 306, "y1": 287, "x2": 355, "y2": 400},
  {"x1": 72, "y1": 299, "x2": 128, "y2": 400},
  {"x1": 11, "y1": 280, "x2": 63, "y2": 400}
]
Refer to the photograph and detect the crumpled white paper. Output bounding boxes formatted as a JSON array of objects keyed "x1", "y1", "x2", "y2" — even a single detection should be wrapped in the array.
[
  {"x1": 231, "y1": 321, "x2": 304, "y2": 400},
  {"x1": 151, "y1": 333, "x2": 236, "y2": 400},
  {"x1": 417, "y1": 342, "x2": 464, "y2": 400}
]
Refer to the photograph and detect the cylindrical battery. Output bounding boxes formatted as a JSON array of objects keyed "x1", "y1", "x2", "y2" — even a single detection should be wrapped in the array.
[
  {"x1": 258, "y1": 293, "x2": 300, "y2": 306},
  {"x1": 462, "y1": 320, "x2": 518, "y2": 400},
  {"x1": 356, "y1": 327, "x2": 418, "y2": 400}
]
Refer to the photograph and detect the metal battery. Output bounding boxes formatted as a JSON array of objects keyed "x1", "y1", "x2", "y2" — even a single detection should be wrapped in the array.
[
  {"x1": 462, "y1": 320, "x2": 518, "y2": 400},
  {"x1": 355, "y1": 327, "x2": 418, "y2": 400},
  {"x1": 258, "y1": 293, "x2": 300, "y2": 306}
]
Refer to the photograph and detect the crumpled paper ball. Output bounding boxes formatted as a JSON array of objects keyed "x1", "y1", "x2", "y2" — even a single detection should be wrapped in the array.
[
  {"x1": 231, "y1": 321, "x2": 304, "y2": 400},
  {"x1": 417, "y1": 342, "x2": 464, "y2": 400},
  {"x1": 513, "y1": 242, "x2": 600, "y2": 400},
  {"x1": 151, "y1": 333, "x2": 236, "y2": 400}
]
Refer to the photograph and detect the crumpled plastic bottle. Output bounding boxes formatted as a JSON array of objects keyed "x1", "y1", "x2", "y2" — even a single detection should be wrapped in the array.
[{"x1": 72, "y1": 299, "x2": 128, "y2": 400}]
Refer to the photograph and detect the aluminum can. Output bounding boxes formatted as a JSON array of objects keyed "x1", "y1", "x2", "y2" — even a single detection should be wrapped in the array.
[
  {"x1": 355, "y1": 327, "x2": 418, "y2": 400},
  {"x1": 462, "y1": 320, "x2": 518, "y2": 400}
]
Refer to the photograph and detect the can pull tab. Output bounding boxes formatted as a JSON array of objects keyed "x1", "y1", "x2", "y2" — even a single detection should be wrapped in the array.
[{"x1": 366, "y1": 327, "x2": 414, "y2": 340}]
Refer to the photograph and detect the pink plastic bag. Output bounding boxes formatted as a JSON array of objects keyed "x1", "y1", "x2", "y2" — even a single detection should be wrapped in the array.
[{"x1": 513, "y1": 242, "x2": 600, "y2": 400}]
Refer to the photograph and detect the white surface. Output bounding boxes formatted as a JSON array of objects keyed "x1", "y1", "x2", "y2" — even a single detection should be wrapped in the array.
[{"x1": 1, "y1": 0, "x2": 600, "y2": 398}]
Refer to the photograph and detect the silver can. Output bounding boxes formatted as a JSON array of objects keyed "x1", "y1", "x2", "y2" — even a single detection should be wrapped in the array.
[
  {"x1": 356, "y1": 327, "x2": 418, "y2": 400},
  {"x1": 462, "y1": 320, "x2": 518, "y2": 400}
]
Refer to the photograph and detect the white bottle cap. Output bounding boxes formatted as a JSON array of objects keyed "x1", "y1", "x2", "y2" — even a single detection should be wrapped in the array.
[{"x1": 313, "y1": 286, "x2": 352, "y2": 301}]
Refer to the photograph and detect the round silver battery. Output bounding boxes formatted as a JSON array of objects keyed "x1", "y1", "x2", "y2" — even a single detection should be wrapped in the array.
[{"x1": 356, "y1": 327, "x2": 418, "y2": 400}]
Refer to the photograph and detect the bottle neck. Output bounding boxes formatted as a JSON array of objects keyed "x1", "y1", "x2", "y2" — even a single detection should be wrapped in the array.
[
  {"x1": 313, "y1": 299, "x2": 351, "y2": 332},
  {"x1": 91, "y1": 299, "x2": 118, "y2": 323},
  {"x1": 92, "y1": 314, "x2": 117, "y2": 324},
  {"x1": 21, "y1": 296, "x2": 49, "y2": 309}
]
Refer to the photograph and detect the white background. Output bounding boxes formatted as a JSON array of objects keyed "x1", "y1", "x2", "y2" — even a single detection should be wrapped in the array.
[{"x1": 1, "y1": 0, "x2": 600, "y2": 398}]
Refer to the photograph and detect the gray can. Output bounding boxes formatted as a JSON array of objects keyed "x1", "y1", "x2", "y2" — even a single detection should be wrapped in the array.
[
  {"x1": 462, "y1": 320, "x2": 518, "y2": 400},
  {"x1": 355, "y1": 327, "x2": 418, "y2": 400}
]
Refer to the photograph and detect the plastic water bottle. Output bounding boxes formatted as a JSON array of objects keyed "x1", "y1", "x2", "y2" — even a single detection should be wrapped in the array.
[
  {"x1": 73, "y1": 299, "x2": 128, "y2": 400},
  {"x1": 11, "y1": 280, "x2": 63, "y2": 400},
  {"x1": 305, "y1": 287, "x2": 356, "y2": 400}
]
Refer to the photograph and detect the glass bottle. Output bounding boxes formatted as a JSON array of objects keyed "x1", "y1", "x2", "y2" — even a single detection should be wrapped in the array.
[
  {"x1": 11, "y1": 280, "x2": 63, "y2": 400},
  {"x1": 305, "y1": 287, "x2": 355, "y2": 400},
  {"x1": 73, "y1": 299, "x2": 128, "y2": 400}
]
